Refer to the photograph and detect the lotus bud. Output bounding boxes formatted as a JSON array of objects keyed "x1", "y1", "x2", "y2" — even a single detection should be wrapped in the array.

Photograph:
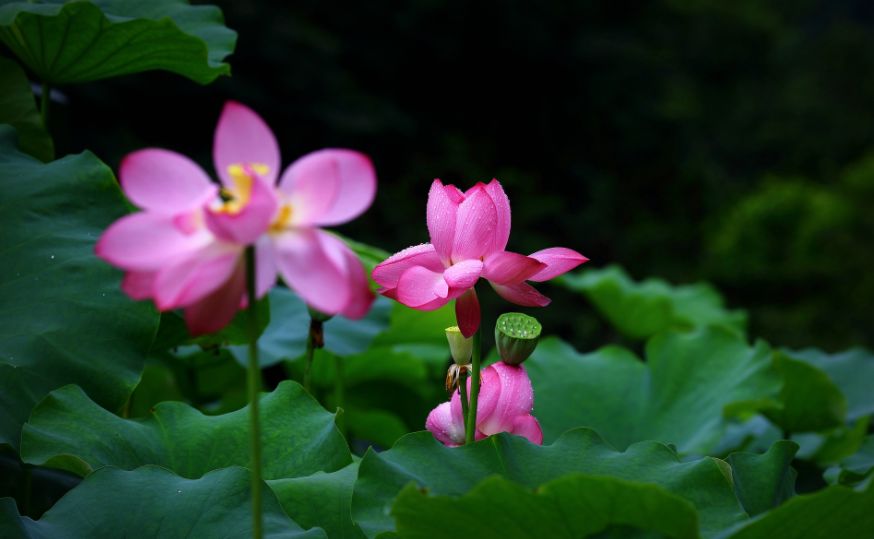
[
  {"x1": 445, "y1": 326, "x2": 472, "y2": 366},
  {"x1": 495, "y1": 312, "x2": 541, "y2": 365}
]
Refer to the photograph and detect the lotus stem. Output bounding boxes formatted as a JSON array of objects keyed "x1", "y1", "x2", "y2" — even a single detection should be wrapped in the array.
[
  {"x1": 464, "y1": 328, "x2": 482, "y2": 444},
  {"x1": 244, "y1": 247, "x2": 263, "y2": 539}
]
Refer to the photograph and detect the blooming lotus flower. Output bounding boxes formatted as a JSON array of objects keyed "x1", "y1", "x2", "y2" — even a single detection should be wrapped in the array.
[
  {"x1": 97, "y1": 101, "x2": 376, "y2": 334},
  {"x1": 426, "y1": 361, "x2": 542, "y2": 446},
  {"x1": 372, "y1": 179, "x2": 587, "y2": 336}
]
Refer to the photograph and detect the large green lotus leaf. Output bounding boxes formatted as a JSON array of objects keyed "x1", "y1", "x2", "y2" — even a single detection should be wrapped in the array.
[
  {"x1": 824, "y1": 435, "x2": 874, "y2": 486},
  {"x1": 807, "y1": 417, "x2": 871, "y2": 466},
  {"x1": 720, "y1": 477, "x2": 874, "y2": 539},
  {"x1": 20, "y1": 381, "x2": 351, "y2": 479},
  {"x1": 230, "y1": 288, "x2": 393, "y2": 368},
  {"x1": 0, "y1": 0, "x2": 235, "y2": 85},
  {"x1": 126, "y1": 360, "x2": 185, "y2": 417},
  {"x1": 527, "y1": 328, "x2": 779, "y2": 452},
  {"x1": 0, "y1": 466, "x2": 324, "y2": 538},
  {"x1": 285, "y1": 345, "x2": 445, "y2": 448},
  {"x1": 269, "y1": 462, "x2": 366, "y2": 539},
  {"x1": 351, "y1": 429, "x2": 748, "y2": 538},
  {"x1": 0, "y1": 56, "x2": 52, "y2": 161},
  {"x1": 725, "y1": 441, "x2": 797, "y2": 516},
  {"x1": 0, "y1": 127, "x2": 157, "y2": 451},
  {"x1": 784, "y1": 347, "x2": 874, "y2": 422},
  {"x1": 392, "y1": 473, "x2": 700, "y2": 539},
  {"x1": 759, "y1": 352, "x2": 846, "y2": 433},
  {"x1": 274, "y1": 291, "x2": 452, "y2": 448},
  {"x1": 558, "y1": 265, "x2": 747, "y2": 339}
]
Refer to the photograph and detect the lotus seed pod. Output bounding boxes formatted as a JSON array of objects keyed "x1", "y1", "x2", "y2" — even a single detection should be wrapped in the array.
[
  {"x1": 445, "y1": 326, "x2": 472, "y2": 366},
  {"x1": 495, "y1": 312, "x2": 542, "y2": 365}
]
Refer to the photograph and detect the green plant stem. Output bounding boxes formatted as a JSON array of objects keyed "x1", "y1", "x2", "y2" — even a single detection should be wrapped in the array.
[
  {"x1": 464, "y1": 329, "x2": 482, "y2": 444},
  {"x1": 244, "y1": 247, "x2": 263, "y2": 539},
  {"x1": 303, "y1": 317, "x2": 322, "y2": 393},
  {"x1": 40, "y1": 82, "x2": 49, "y2": 129},
  {"x1": 458, "y1": 369, "x2": 470, "y2": 432},
  {"x1": 333, "y1": 354, "x2": 347, "y2": 439}
]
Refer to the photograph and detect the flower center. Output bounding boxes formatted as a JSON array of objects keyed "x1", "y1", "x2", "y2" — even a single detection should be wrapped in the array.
[
  {"x1": 213, "y1": 162, "x2": 270, "y2": 215},
  {"x1": 270, "y1": 203, "x2": 294, "y2": 232}
]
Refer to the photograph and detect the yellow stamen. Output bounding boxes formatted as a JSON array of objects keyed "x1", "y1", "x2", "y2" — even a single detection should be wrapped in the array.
[
  {"x1": 214, "y1": 162, "x2": 270, "y2": 215},
  {"x1": 270, "y1": 203, "x2": 293, "y2": 232}
]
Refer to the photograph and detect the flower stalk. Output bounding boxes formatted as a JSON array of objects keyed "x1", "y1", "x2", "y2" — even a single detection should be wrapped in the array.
[
  {"x1": 303, "y1": 316, "x2": 324, "y2": 393},
  {"x1": 244, "y1": 246, "x2": 263, "y2": 539},
  {"x1": 333, "y1": 354, "x2": 347, "y2": 438},
  {"x1": 458, "y1": 369, "x2": 470, "y2": 429},
  {"x1": 464, "y1": 327, "x2": 482, "y2": 444}
]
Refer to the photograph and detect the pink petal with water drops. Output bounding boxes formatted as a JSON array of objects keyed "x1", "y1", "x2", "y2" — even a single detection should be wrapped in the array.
[
  {"x1": 452, "y1": 184, "x2": 498, "y2": 261},
  {"x1": 184, "y1": 261, "x2": 247, "y2": 336},
  {"x1": 427, "y1": 179, "x2": 460, "y2": 264},
  {"x1": 96, "y1": 212, "x2": 209, "y2": 271},
  {"x1": 490, "y1": 281, "x2": 551, "y2": 307},
  {"x1": 527, "y1": 247, "x2": 588, "y2": 282},
  {"x1": 509, "y1": 415, "x2": 543, "y2": 445},
  {"x1": 482, "y1": 251, "x2": 545, "y2": 285},
  {"x1": 443, "y1": 259, "x2": 483, "y2": 289},
  {"x1": 477, "y1": 363, "x2": 534, "y2": 437},
  {"x1": 204, "y1": 176, "x2": 278, "y2": 245},
  {"x1": 425, "y1": 401, "x2": 466, "y2": 447},
  {"x1": 372, "y1": 243, "x2": 444, "y2": 292},
  {"x1": 119, "y1": 149, "x2": 217, "y2": 214},
  {"x1": 273, "y1": 228, "x2": 351, "y2": 315},
  {"x1": 484, "y1": 179, "x2": 512, "y2": 253},
  {"x1": 279, "y1": 149, "x2": 376, "y2": 227},
  {"x1": 397, "y1": 266, "x2": 449, "y2": 308},
  {"x1": 213, "y1": 101, "x2": 280, "y2": 186},
  {"x1": 454, "y1": 288, "x2": 481, "y2": 338}
]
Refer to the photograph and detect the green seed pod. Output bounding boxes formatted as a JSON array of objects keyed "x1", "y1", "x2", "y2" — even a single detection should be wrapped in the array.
[
  {"x1": 495, "y1": 312, "x2": 542, "y2": 365},
  {"x1": 445, "y1": 326, "x2": 472, "y2": 366}
]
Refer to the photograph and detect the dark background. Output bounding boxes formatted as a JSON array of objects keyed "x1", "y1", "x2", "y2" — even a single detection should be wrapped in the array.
[{"x1": 50, "y1": 0, "x2": 874, "y2": 352}]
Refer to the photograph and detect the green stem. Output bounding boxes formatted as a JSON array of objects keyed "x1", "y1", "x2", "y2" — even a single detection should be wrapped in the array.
[
  {"x1": 40, "y1": 82, "x2": 49, "y2": 130},
  {"x1": 458, "y1": 368, "x2": 470, "y2": 432},
  {"x1": 333, "y1": 354, "x2": 347, "y2": 439},
  {"x1": 244, "y1": 247, "x2": 263, "y2": 539},
  {"x1": 464, "y1": 329, "x2": 482, "y2": 444},
  {"x1": 303, "y1": 318, "x2": 322, "y2": 393}
]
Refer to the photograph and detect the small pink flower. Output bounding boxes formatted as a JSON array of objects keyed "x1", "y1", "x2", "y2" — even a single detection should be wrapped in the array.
[
  {"x1": 426, "y1": 362, "x2": 543, "y2": 446},
  {"x1": 97, "y1": 101, "x2": 376, "y2": 334},
  {"x1": 373, "y1": 179, "x2": 587, "y2": 336}
]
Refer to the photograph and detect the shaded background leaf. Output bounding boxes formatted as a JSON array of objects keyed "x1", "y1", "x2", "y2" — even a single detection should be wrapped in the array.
[
  {"x1": 0, "y1": 127, "x2": 158, "y2": 451},
  {"x1": 0, "y1": 57, "x2": 53, "y2": 161},
  {"x1": 0, "y1": 0, "x2": 236, "y2": 84}
]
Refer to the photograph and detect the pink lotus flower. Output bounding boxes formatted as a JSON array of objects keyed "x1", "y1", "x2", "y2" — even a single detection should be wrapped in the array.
[
  {"x1": 426, "y1": 361, "x2": 543, "y2": 446},
  {"x1": 372, "y1": 179, "x2": 587, "y2": 336},
  {"x1": 97, "y1": 101, "x2": 376, "y2": 334}
]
